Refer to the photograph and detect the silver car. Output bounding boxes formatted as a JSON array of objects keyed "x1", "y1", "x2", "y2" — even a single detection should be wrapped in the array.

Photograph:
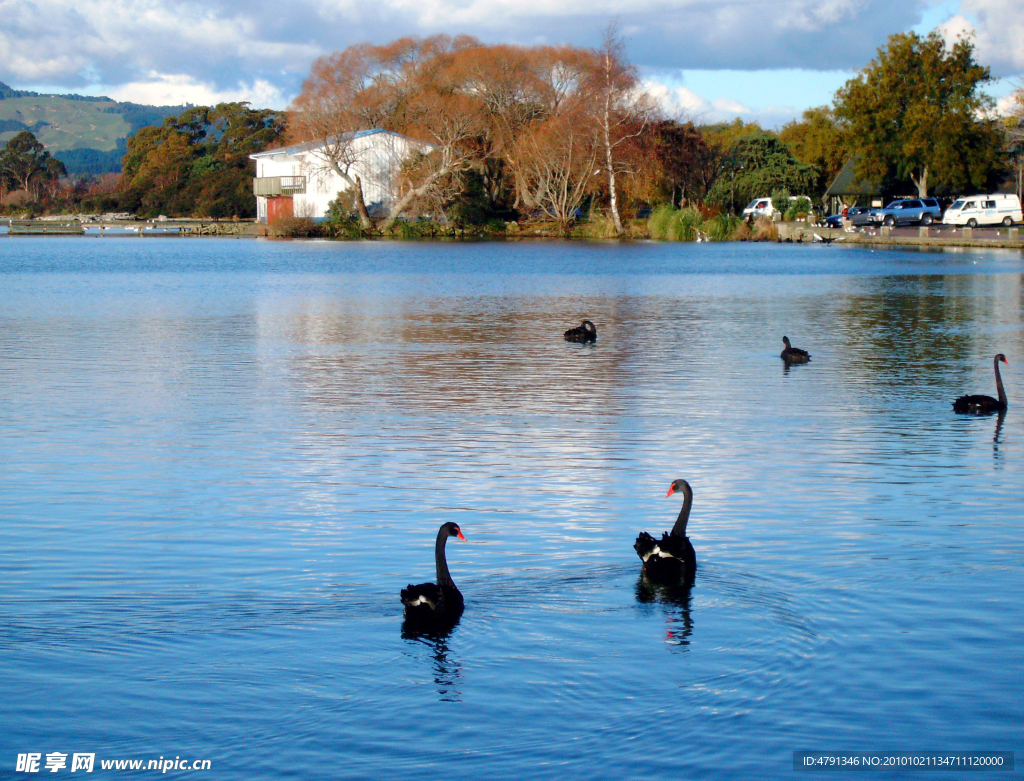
[
  {"x1": 825, "y1": 206, "x2": 877, "y2": 228},
  {"x1": 876, "y1": 198, "x2": 942, "y2": 226}
]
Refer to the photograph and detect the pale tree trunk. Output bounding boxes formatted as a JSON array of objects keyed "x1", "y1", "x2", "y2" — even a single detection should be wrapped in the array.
[
  {"x1": 513, "y1": 165, "x2": 538, "y2": 212},
  {"x1": 353, "y1": 176, "x2": 371, "y2": 230},
  {"x1": 911, "y1": 166, "x2": 929, "y2": 197},
  {"x1": 379, "y1": 165, "x2": 453, "y2": 232},
  {"x1": 327, "y1": 164, "x2": 372, "y2": 230},
  {"x1": 602, "y1": 50, "x2": 624, "y2": 236}
]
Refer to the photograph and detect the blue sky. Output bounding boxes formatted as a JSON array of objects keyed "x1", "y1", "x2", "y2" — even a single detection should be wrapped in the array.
[
  {"x1": 4, "y1": 0, "x2": 1022, "y2": 126},
  {"x1": 641, "y1": 0, "x2": 1018, "y2": 126}
]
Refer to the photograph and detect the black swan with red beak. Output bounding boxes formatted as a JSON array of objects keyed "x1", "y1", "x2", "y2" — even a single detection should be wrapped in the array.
[
  {"x1": 564, "y1": 320, "x2": 597, "y2": 343},
  {"x1": 634, "y1": 479, "x2": 697, "y2": 583},
  {"x1": 401, "y1": 522, "x2": 466, "y2": 626},
  {"x1": 954, "y1": 354, "x2": 1009, "y2": 414}
]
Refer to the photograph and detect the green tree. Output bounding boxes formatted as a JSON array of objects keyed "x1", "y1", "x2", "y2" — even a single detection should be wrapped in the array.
[
  {"x1": 779, "y1": 106, "x2": 847, "y2": 196},
  {"x1": 834, "y1": 31, "x2": 1000, "y2": 197},
  {"x1": 0, "y1": 131, "x2": 66, "y2": 198},
  {"x1": 700, "y1": 118, "x2": 764, "y2": 154},
  {"x1": 705, "y1": 132, "x2": 817, "y2": 212},
  {"x1": 118, "y1": 103, "x2": 285, "y2": 218}
]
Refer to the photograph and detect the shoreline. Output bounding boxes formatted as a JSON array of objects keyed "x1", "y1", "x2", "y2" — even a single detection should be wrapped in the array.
[{"x1": 3, "y1": 217, "x2": 1023, "y2": 250}]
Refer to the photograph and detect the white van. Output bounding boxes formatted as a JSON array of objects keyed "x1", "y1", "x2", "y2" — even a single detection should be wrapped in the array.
[
  {"x1": 742, "y1": 197, "x2": 775, "y2": 219},
  {"x1": 942, "y1": 194, "x2": 1022, "y2": 227},
  {"x1": 741, "y1": 196, "x2": 812, "y2": 220}
]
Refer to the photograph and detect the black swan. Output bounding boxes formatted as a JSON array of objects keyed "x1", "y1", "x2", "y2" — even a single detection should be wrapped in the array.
[
  {"x1": 953, "y1": 354, "x2": 1008, "y2": 414},
  {"x1": 564, "y1": 320, "x2": 597, "y2": 343},
  {"x1": 401, "y1": 522, "x2": 466, "y2": 625},
  {"x1": 780, "y1": 335, "x2": 810, "y2": 363},
  {"x1": 634, "y1": 479, "x2": 697, "y2": 583}
]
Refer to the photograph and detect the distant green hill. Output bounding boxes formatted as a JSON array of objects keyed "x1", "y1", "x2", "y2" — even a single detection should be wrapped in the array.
[{"x1": 0, "y1": 82, "x2": 188, "y2": 175}]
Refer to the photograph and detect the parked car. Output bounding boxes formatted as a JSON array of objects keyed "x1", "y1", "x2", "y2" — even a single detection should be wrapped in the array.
[
  {"x1": 824, "y1": 206, "x2": 877, "y2": 228},
  {"x1": 876, "y1": 198, "x2": 943, "y2": 226},
  {"x1": 942, "y1": 194, "x2": 1022, "y2": 227},
  {"x1": 741, "y1": 196, "x2": 813, "y2": 221},
  {"x1": 742, "y1": 197, "x2": 775, "y2": 220}
]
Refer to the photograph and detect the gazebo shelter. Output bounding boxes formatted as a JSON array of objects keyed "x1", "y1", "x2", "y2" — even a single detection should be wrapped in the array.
[{"x1": 824, "y1": 158, "x2": 884, "y2": 215}]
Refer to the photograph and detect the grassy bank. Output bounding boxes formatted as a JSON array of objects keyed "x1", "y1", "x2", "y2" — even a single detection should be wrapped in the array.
[{"x1": 268, "y1": 207, "x2": 783, "y2": 242}]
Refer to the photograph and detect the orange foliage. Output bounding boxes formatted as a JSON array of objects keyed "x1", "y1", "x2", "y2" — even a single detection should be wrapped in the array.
[{"x1": 287, "y1": 35, "x2": 660, "y2": 228}]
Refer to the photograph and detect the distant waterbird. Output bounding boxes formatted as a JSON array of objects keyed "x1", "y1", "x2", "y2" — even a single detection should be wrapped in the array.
[
  {"x1": 781, "y1": 335, "x2": 810, "y2": 364},
  {"x1": 564, "y1": 320, "x2": 597, "y2": 343}
]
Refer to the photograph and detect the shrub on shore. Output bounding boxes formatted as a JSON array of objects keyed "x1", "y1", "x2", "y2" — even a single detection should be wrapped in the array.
[
  {"x1": 784, "y1": 196, "x2": 813, "y2": 221},
  {"x1": 269, "y1": 216, "x2": 322, "y2": 238},
  {"x1": 647, "y1": 204, "x2": 747, "y2": 242},
  {"x1": 750, "y1": 216, "x2": 779, "y2": 241},
  {"x1": 705, "y1": 213, "x2": 743, "y2": 241},
  {"x1": 647, "y1": 205, "x2": 676, "y2": 240}
]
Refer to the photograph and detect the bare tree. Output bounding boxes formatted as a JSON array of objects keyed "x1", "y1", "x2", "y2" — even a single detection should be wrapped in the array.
[
  {"x1": 593, "y1": 24, "x2": 655, "y2": 234},
  {"x1": 1005, "y1": 83, "x2": 1024, "y2": 203},
  {"x1": 514, "y1": 112, "x2": 599, "y2": 229},
  {"x1": 382, "y1": 89, "x2": 487, "y2": 230}
]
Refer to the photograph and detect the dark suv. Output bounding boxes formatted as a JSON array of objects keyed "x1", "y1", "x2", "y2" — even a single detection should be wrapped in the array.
[{"x1": 876, "y1": 198, "x2": 942, "y2": 226}]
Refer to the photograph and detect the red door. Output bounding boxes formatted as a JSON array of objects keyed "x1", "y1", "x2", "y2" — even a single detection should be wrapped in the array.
[{"x1": 267, "y1": 196, "x2": 294, "y2": 224}]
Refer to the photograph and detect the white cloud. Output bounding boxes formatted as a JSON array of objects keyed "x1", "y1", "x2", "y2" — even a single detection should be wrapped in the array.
[
  {"x1": 106, "y1": 74, "x2": 288, "y2": 108},
  {"x1": 643, "y1": 78, "x2": 802, "y2": 127},
  {"x1": 643, "y1": 81, "x2": 710, "y2": 116},
  {"x1": 995, "y1": 91, "x2": 1022, "y2": 116},
  {"x1": 0, "y1": 0, "x2": 1020, "y2": 114},
  {"x1": 712, "y1": 98, "x2": 753, "y2": 115},
  {"x1": 0, "y1": 0, "x2": 319, "y2": 97},
  {"x1": 937, "y1": 1, "x2": 1024, "y2": 75}
]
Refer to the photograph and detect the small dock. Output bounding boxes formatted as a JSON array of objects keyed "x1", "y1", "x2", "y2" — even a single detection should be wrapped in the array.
[{"x1": 2, "y1": 218, "x2": 262, "y2": 238}]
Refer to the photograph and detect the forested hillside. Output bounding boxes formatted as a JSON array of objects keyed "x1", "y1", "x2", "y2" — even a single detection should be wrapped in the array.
[{"x1": 0, "y1": 82, "x2": 186, "y2": 174}]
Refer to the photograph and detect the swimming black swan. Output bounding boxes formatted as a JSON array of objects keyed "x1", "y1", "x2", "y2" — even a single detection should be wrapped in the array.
[
  {"x1": 634, "y1": 479, "x2": 697, "y2": 583},
  {"x1": 564, "y1": 320, "x2": 597, "y2": 343},
  {"x1": 953, "y1": 354, "x2": 1008, "y2": 414},
  {"x1": 401, "y1": 522, "x2": 466, "y2": 625},
  {"x1": 780, "y1": 335, "x2": 810, "y2": 363}
]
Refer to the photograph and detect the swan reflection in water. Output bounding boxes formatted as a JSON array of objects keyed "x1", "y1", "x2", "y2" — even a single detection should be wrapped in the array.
[
  {"x1": 993, "y1": 409, "x2": 1006, "y2": 462},
  {"x1": 782, "y1": 358, "x2": 811, "y2": 377},
  {"x1": 635, "y1": 576, "x2": 694, "y2": 649},
  {"x1": 401, "y1": 620, "x2": 464, "y2": 702}
]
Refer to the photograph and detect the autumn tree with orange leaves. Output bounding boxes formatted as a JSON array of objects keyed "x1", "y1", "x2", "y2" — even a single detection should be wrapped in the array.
[{"x1": 287, "y1": 34, "x2": 662, "y2": 231}]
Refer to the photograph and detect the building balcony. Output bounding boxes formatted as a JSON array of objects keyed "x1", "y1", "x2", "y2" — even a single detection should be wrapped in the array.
[{"x1": 253, "y1": 176, "x2": 306, "y2": 196}]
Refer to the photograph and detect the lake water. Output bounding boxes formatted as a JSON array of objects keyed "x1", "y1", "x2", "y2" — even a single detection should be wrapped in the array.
[{"x1": 1, "y1": 237, "x2": 1022, "y2": 779}]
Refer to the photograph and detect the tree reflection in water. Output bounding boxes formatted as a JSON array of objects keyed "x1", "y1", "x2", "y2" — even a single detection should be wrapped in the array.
[
  {"x1": 401, "y1": 619, "x2": 464, "y2": 702},
  {"x1": 635, "y1": 576, "x2": 694, "y2": 649}
]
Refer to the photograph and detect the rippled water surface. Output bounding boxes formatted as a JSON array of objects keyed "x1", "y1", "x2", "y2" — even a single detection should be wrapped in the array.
[{"x1": 2, "y1": 238, "x2": 1023, "y2": 779}]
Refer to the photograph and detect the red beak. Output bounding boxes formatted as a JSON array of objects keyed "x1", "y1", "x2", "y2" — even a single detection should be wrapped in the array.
[
  {"x1": 1002, "y1": 358, "x2": 1009, "y2": 365},
  {"x1": 665, "y1": 486, "x2": 675, "y2": 498},
  {"x1": 456, "y1": 530, "x2": 466, "y2": 541}
]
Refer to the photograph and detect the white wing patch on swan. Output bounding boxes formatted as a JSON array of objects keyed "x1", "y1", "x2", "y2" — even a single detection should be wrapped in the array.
[
  {"x1": 641, "y1": 546, "x2": 659, "y2": 562},
  {"x1": 408, "y1": 596, "x2": 435, "y2": 608}
]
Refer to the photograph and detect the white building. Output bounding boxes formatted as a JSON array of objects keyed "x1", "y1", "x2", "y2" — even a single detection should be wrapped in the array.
[{"x1": 250, "y1": 129, "x2": 434, "y2": 223}]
